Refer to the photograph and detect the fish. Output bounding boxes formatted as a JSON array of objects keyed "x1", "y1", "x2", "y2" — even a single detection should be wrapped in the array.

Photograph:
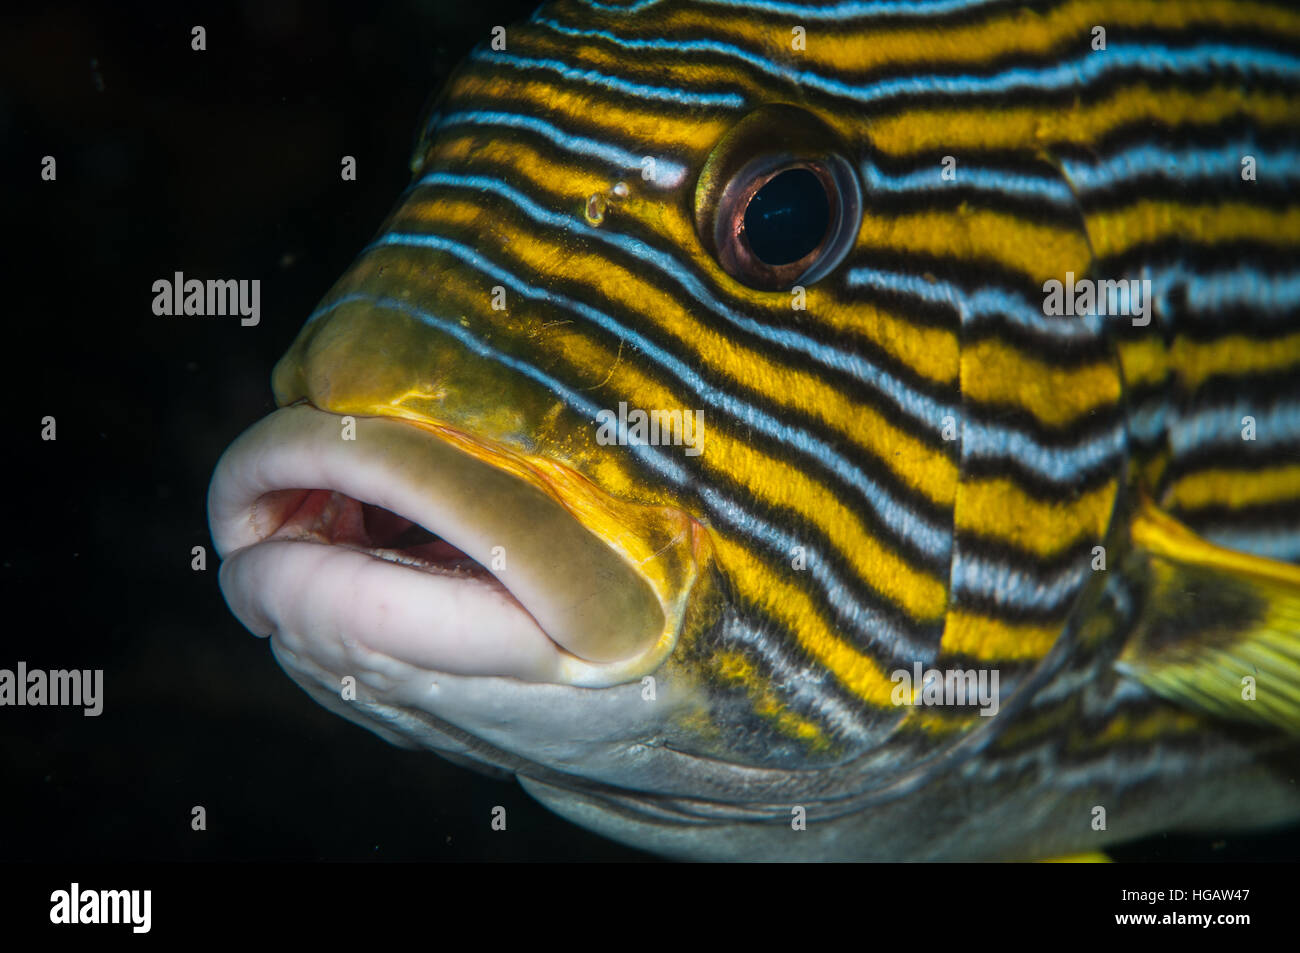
[{"x1": 207, "y1": 0, "x2": 1300, "y2": 861}]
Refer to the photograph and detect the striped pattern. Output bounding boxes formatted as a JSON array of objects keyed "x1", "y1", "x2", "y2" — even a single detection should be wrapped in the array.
[{"x1": 283, "y1": 0, "x2": 1300, "y2": 769}]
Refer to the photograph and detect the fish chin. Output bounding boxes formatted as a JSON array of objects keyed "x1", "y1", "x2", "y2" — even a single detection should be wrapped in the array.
[
  {"x1": 207, "y1": 404, "x2": 701, "y2": 687},
  {"x1": 263, "y1": 630, "x2": 701, "y2": 797},
  {"x1": 261, "y1": 624, "x2": 820, "y2": 839}
]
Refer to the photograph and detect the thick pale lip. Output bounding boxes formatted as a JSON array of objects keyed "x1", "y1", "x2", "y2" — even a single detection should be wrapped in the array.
[{"x1": 207, "y1": 404, "x2": 703, "y2": 686}]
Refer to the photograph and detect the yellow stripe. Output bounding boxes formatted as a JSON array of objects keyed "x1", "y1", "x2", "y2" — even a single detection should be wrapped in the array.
[
  {"x1": 712, "y1": 535, "x2": 904, "y2": 706},
  {"x1": 1133, "y1": 500, "x2": 1300, "y2": 588},
  {"x1": 656, "y1": 0, "x2": 1300, "y2": 75},
  {"x1": 958, "y1": 476, "x2": 1119, "y2": 558},
  {"x1": 428, "y1": 135, "x2": 612, "y2": 200},
  {"x1": 1116, "y1": 337, "x2": 1169, "y2": 390},
  {"x1": 941, "y1": 610, "x2": 1060, "y2": 660},
  {"x1": 906, "y1": 707, "x2": 981, "y2": 735},
  {"x1": 1171, "y1": 331, "x2": 1300, "y2": 391},
  {"x1": 1164, "y1": 464, "x2": 1300, "y2": 512},
  {"x1": 1088, "y1": 202, "x2": 1300, "y2": 258},
  {"x1": 964, "y1": 338, "x2": 1120, "y2": 426},
  {"x1": 1138, "y1": 453, "x2": 1171, "y2": 498},
  {"x1": 854, "y1": 207, "x2": 1091, "y2": 281},
  {"x1": 1093, "y1": 708, "x2": 1206, "y2": 744},
  {"x1": 854, "y1": 304, "x2": 960, "y2": 386},
  {"x1": 521, "y1": 31, "x2": 775, "y2": 105},
  {"x1": 444, "y1": 71, "x2": 730, "y2": 157},
  {"x1": 994, "y1": 700, "x2": 1074, "y2": 748},
  {"x1": 867, "y1": 85, "x2": 1300, "y2": 156},
  {"x1": 712, "y1": 651, "x2": 830, "y2": 748}
]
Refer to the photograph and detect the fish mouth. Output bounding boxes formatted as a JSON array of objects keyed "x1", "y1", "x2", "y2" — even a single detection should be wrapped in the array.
[{"x1": 207, "y1": 404, "x2": 705, "y2": 686}]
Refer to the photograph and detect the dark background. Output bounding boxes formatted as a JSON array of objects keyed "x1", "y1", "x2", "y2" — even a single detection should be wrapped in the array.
[{"x1": 0, "y1": 0, "x2": 1295, "y2": 862}]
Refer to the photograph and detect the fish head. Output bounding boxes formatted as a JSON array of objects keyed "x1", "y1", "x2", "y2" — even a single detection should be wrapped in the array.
[{"x1": 209, "y1": 0, "x2": 1115, "y2": 859}]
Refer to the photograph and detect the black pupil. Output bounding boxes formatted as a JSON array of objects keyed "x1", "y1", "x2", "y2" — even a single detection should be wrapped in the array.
[{"x1": 743, "y1": 168, "x2": 831, "y2": 267}]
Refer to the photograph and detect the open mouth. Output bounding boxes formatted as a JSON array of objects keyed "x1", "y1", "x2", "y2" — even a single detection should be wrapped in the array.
[
  {"x1": 207, "y1": 405, "x2": 702, "y2": 685},
  {"x1": 262, "y1": 487, "x2": 493, "y2": 580}
]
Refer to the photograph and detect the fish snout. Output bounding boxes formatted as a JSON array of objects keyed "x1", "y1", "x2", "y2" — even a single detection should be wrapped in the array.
[{"x1": 207, "y1": 404, "x2": 706, "y2": 687}]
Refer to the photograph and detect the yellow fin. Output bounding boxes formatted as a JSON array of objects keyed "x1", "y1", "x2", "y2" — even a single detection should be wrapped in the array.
[
  {"x1": 1117, "y1": 501, "x2": 1300, "y2": 735},
  {"x1": 1038, "y1": 852, "x2": 1112, "y2": 863}
]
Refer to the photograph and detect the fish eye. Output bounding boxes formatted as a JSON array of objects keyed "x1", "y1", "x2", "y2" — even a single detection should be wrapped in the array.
[
  {"x1": 745, "y1": 167, "x2": 829, "y2": 265},
  {"x1": 713, "y1": 156, "x2": 860, "y2": 290},
  {"x1": 695, "y1": 105, "x2": 862, "y2": 292}
]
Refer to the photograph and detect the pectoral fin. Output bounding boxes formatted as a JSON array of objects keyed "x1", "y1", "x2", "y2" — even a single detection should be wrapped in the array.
[{"x1": 1116, "y1": 501, "x2": 1300, "y2": 735}]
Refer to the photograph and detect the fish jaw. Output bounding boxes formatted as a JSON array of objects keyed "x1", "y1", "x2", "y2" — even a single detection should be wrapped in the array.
[{"x1": 207, "y1": 403, "x2": 708, "y2": 687}]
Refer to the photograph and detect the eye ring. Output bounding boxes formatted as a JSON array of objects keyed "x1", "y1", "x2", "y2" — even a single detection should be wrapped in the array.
[
  {"x1": 712, "y1": 154, "x2": 861, "y2": 291},
  {"x1": 694, "y1": 105, "x2": 863, "y2": 292}
]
